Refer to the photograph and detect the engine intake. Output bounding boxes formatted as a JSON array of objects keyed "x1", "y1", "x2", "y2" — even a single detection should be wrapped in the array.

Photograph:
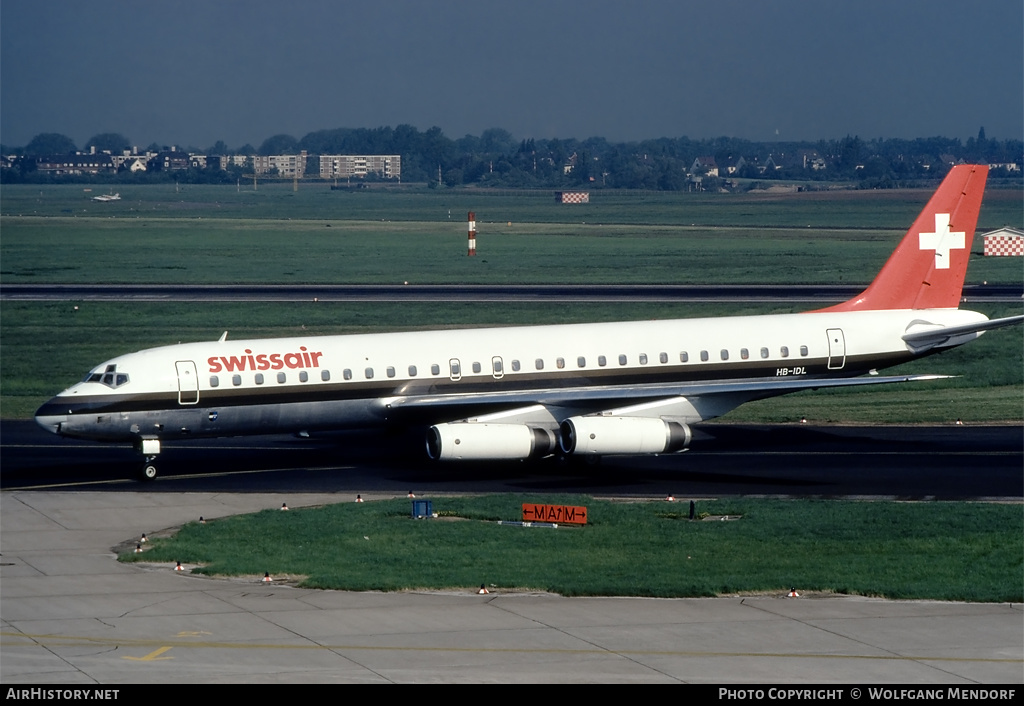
[{"x1": 559, "y1": 416, "x2": 691, "y2": 456}]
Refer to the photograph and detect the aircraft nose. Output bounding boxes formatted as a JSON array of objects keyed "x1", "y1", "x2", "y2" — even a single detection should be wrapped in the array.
[{"x1": 34, "y1": 400, "x2": 68, "y2": 435}]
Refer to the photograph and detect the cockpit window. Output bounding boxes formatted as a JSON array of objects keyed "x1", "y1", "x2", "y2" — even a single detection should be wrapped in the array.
[{"x1": 82, "y1": 364, "x2": 129, "y2": 389}]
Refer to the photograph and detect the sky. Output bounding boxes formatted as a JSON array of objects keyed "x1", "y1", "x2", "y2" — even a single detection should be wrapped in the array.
[{"x1": 2, "y1": 0, "x2": 1021, "y2": 151}]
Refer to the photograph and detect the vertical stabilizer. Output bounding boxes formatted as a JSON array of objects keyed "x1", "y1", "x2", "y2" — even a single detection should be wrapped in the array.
[{"x1": 819, "y1": 164, "x2": 988, "y2": 312}]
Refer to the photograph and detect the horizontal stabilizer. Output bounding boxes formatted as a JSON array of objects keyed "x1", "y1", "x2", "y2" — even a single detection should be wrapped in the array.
[{"x1": 903, "y1": 314, "x2": 1024, "y2": 354}]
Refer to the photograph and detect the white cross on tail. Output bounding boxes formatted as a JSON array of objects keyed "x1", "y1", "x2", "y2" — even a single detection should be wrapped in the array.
[{"x1": 918, "y1": 213, "x2": 965, "y2": 269}]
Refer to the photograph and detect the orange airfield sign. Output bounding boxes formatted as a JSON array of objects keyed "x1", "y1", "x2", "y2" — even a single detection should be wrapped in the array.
[{"x1": 522, "y1": 503, "x2": 588, "y2": 525}]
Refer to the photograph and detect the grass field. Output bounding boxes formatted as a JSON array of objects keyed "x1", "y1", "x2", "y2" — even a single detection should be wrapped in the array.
[
  {"x1": 2, "y1": 183, "x2": 1022, "y2": 285},
  {"x1": 1, "y1": 183, "x2": 1021, "y2": 420},
  {"x1": 120, "y1": 494, "x2": 1024, "y2": 602},
  {"x1": 4, "y1": 217, "x2": 1023, "y2": 286},
  {"x1": 3, "y1": 182, "x2": 1022, "y2": 229}
]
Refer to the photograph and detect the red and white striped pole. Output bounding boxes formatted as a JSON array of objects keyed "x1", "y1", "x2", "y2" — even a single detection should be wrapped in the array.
[{"x1": 467, "y1": 212, "x2": 476, "y2": 256}]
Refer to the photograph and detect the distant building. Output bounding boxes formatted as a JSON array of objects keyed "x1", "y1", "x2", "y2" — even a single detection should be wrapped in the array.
[
  {"x1": 218, "y1": 155, "x2": 250, "y2": 170},
  {"x1": 982, "y1": 227, "x2": 1024, "y2": 257},
  {"x1": 555, "y1": 191, "x2": 589, "y2": 204},
  {"x1": 252, "y1": 152, "x2": 308, "y2": 177},
  {"x1": 318, "y1": 155, "x2": 400, "y2": 180},
  {"x1": 120, "y1": 158, "x2": 147, "y2": 173},
  {"x1": 691, "y1": 156, "x2": 718, "y2": 177},
  {"x1": 153, "y1": 149, "x2": 190, "y2": 172},
  {"x1": 35, "y1": 153, "x2": 115, "y2": 175},
  {"x1": 721, "y1": 156, "x2": 747, "y2": 175},
  {"x1": 108, "y1": 148, "x2": 156, "y2": 171},
  {"x1": 798, "y1": 150, "x2": 826, "y2": 170}
]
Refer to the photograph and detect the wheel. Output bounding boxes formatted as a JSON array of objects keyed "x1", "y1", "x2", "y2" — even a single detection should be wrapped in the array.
[{"x1": 141, "y1": 464, "x2": 158, "y2": 481}]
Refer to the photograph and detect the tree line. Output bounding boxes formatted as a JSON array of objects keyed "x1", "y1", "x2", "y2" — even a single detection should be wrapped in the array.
[{"x1": 3, "y1": 125, "x2": 1021, "y2": 190}]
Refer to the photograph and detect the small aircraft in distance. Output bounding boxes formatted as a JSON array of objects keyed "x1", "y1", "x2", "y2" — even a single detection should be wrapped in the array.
[
  {"x1": 91, "y1": 192, "x2": 121, "y2": 202},
  {"x1": 37, "y1": 165, "x2": 1023, "y2": 479}
]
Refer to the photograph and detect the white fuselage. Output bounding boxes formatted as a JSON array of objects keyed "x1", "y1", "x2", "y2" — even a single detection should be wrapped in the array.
[{"x1": 35, "y1": 307, "x2": 987, "y2": 448}]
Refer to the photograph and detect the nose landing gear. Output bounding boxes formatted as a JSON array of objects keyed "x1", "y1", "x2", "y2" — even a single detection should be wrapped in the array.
[{"x1": 134, "y1": 437, "x2": 162, "y2": 482}]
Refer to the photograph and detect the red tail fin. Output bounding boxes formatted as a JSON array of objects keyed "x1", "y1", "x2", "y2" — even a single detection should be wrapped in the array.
[{"x1": 819, "y1": 164, "x2": 988, "y2": 312}]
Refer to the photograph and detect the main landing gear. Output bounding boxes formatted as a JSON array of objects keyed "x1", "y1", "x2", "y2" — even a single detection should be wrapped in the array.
[{"x1": 135, "y1": 438, "x2": 162, "y2": 482}]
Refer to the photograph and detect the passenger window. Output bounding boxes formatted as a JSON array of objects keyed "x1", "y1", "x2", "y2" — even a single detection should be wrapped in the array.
[
  {"x1": 741, "y1": 348, "x2": 749, "y2": 360},
  {"x1": 781, "y1": 346, "x2": 790, "y2": 358},
  {"x1": 255, "y1": 373, "x2": 264, "y2": 385},
  {"x1": 365, "y1": 368, "x2": 374, "y2": 379},
  {"x1": 659, "y1": 352, "x2": 668, "y2": 364},
  {"x1": 232, "y1": 374, "x2": 242, "y2": 386},
  {"x1": 761, "y1": 348, "x2": 769, "y2": 359},
  {"x1": 800, "y1": 345, "x2": 809, "y2": 357},
  {"x1": 577, "y1": 356, "x2": 586, "y2": 368},
  {"x1": 511, "y1": 360, "x2": 521, "y2": 371},
  {"x1": 535, "y1": 359, "x2": 544, "y2": 370},
  {"x1": 680, "y1": 352, "x2": 689, "y2": 363},
  {"x1": 639, "y1": 354, "x2": 648, "y2": 365},
  {"x1": 700, "y1": 351, "x2": 709, "y2": 362},
  {"x1": 210, "y1": 376, "x2": 219, "y2": 387},
  {"x1": 618, "y1": 354, "x2": 627, "y2": 365},
  {"x1": 343, "y1": 369, "x2": 353, "y2": 380},
  {"x1": 431, "y1": 364, "x2": 440, "y2": 375},
  {"x1": 720, "y1": 350, "x2": 729, "y2": 361},
  {"x1": 598, "y1": 355, "x2": 607, "y2": 367},
  {"x1": 387, "y1": 366, "x2": 396, "y2": 378},
  {"x1": 321, "y1": 370, "x2": 330, "y2": 382},
  {"x1": 472, "y1": 362, "x2": 482, "y2": 373},
  {"x1": 493, "y1": 358, "x2": 503, "y2": 374},
  {"x1": 299, "y1": 371, "x2": 309, "y2": 382},
  {"x1": 556, "y1": 357, "x2": 565, "y2": 369},
  {"x1": 277, "y1": 372, "x2": 287, "y2": 383}
]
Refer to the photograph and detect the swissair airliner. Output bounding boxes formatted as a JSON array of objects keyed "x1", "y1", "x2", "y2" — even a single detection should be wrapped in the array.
[{"x1": 35, "y1": 165, "x2": 1023, "y2": 479}]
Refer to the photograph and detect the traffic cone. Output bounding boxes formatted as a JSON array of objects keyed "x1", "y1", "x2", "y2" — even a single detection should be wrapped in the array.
[
  {"x1": 134, "y1": 544, "x2": 143, "y2": 553},
  {"x1": 263, "y1": 572, "x2": 273, "y2": 583},
  {"x1": 787, "y1": 588, "x2": 800, "y2": 598},
  {"x1": 281, "y1": 503, "x2": 289, "y2": 511},
  {"x1": 478, "y1": 584, "x2": 489, "y2": 594},
  {"x1": 355, "y1": 495, "x2": 363, "y2": 503},
  {"x1": 665, "y1": 494, "x2": 675, "y2": 502},
  {"x1": 140, "y1": 533, "x2": 147, "y2": 543},
  {"x1": 174, "y1": 561, "x2": 184, "y2": 572},
  {"x1": 408, "y1": 491, "x2": 416, "y2": 498}
]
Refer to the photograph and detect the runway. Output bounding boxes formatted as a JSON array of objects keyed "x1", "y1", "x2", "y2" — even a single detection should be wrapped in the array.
[
  {"x1": 2, "y1": 421, "x2": 1020, "y2": 498},
  {"x1": 2, "y1": 422, "x2": 1021, "y2": 684}
]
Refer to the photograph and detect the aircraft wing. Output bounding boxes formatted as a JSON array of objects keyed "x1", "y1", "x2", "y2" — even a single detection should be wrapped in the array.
[
  {"x1": 902, "y1": 314, "x2": 1024, "y2": 354},
  {"x1": 384, "y1": 373, "x2": 952, "y2": 416}
]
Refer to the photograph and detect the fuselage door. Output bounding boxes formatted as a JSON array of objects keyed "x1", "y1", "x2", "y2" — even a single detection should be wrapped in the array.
[
  {"x1": 826, "y1": 329, "x2": 846, "y2": 370},
  {"x1": 175, "y1": 360, "x2": 200, "y2": 405},
  {"x1": 491, "y1": 356, "x2": 504, "y2": 379},
  {"x1": 449, "y1": 358, "x2": 462, "y2": 382}
]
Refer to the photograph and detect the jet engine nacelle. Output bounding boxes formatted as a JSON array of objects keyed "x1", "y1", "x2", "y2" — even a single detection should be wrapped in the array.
[
  {"x1": 559, "y1": 416, "x2": 692, "y2": 456},
  {"x1": 426, "y1": 423, "x2": 558, "y2": 461}
]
